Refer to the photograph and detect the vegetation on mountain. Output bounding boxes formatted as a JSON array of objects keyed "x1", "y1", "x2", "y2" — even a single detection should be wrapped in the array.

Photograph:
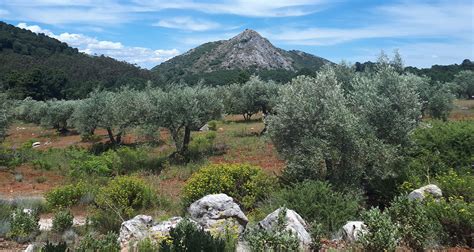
[{"x1": 0, "y1": 21, "x2": 151, "y2": 100}]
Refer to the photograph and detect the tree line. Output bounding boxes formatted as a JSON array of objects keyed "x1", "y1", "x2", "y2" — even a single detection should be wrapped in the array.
[{"x1": 2, "y1": 57, "x2": 471, "y2": 159}]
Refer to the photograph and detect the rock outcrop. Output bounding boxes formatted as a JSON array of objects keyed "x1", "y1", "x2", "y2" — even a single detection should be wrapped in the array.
[
  {"x1": 341, "y1": 221, "x2": 367, "y2": 243},
  {"x1": 408, "y1": 184, "x2": 442, "y2": 201},
  {"x1": 188, "y1": 193, "x2": 248, "y2": 235},
  {"x1": 259, "y1": 208, "x2": 312, "y2": 248}
]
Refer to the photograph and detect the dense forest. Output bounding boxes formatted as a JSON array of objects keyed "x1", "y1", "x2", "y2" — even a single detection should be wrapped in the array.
[{"x1": 0, "y1": 21, "x2": 151, "y2": 100}]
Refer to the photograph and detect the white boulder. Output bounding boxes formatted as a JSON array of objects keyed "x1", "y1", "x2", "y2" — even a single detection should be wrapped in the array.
[
  {"x1": 342, "y1": 221, "x2": 367, "y2": 243},
  {"x1": 200, "y1": 124, "x2": 210, "y2": 131},
  {"x1": 32, "y1": 142, "x2": 41, "y2": 148},
  {"x1": 188, "y1": 194, "x2": 248, "y2": 234},
  {"x1": 118, "y1": 215, "x2": 153, "y2": 248},
  {"x1": 259, "y1": 208, "x2": 312, "y2": 247},
  {"x1": 408, "y1": 184, "x2": 442, "y2": 201}
]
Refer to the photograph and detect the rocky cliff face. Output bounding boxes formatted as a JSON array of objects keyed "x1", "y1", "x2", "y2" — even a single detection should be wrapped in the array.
[
  {"x1": 195, "y1": 29, "x2": 295, "y2": 72},
  {"x1": 152, "y1": 29, "x2": 330, "y2": 85}
]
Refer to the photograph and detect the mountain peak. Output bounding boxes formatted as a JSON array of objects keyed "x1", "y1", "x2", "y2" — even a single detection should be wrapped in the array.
[{"x1": 153, "y1": 29, "x2": 331, "y2": 82}]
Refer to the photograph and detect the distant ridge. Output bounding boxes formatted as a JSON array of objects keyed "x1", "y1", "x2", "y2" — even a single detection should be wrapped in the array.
[{"x1": 152, "y1": 29, "x2": 331, "y2": 85}]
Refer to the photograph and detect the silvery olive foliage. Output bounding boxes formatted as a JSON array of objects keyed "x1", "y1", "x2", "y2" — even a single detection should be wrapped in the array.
[
  {"x1": 147, "y1": 85, "x2": 223, "y2": 154},
  {"x1": 0, "y1": 93, "x2": 12, "y2": 141},
  {"x1": 221, "y1": 76, "x2": 280, "y2": 120},
  {"x1": 268, "y1": 64, "x2": 422, "y2": 186}
]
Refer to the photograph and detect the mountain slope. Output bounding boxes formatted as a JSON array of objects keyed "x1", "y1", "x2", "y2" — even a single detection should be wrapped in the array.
[
  {"x1": 152, "y1": 29, "x2": 331, "y2": 85},
  {"x1": 0, "y1": 21, "x2": 151, "y2": 100}
]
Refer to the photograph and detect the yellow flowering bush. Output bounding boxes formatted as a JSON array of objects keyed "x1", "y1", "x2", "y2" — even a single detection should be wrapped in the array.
[
  {"x1": 92, "y1": 176, "x2": 155, "y2": 232},
  {"x1": 182, "y1": 163, "x2": 276, "y2": 210}
]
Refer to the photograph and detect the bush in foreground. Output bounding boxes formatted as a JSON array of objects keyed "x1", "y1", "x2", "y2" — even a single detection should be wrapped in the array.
[
  {"x1": 52, "y1": 209, "x2": 74, "y2": 232},
  {"x1": 359, "y1": 208, "x2": 399, "y2": 251},
  {"x1": 8, "y1": 209, "x2": 39, "y2": 243},
  {"x1": 92, "y1": 176, "x2": 155, "y2": 232},
  {"x1": 182, "y1": 163, "x2": 276, "y2": 210},
  {"x1": 261, "y1": 180, "x2": 362, "y2": 235}
]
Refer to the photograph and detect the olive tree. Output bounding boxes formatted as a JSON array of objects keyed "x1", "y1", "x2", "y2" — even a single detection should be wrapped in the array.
[
  {"x1": 453, "y1": 70, "x2": 474, "y2": 99},
  {"x1": 268, "y1": 69, "x2": 364, "y2": 184},
  {"x1": 71, "y1": 88, "x2": 149, "y2": 144},
  {"x1": 150, "y1": 85, "x2": 223, "y2": 157},
  {"x1": 40, "y1": 99, "x2": 78, "y2": 133},
  {"x1": 268, "y1": 65, "x2": 421, "y2": 187},
  {"x1": 0, "y1": 93, "x2": 12, "y2": 141},
  {"x1": 222, "y1": 76, "x2": 280, "y2": 120}
]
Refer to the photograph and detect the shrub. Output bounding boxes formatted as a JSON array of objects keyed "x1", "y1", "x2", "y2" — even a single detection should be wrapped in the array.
[
  {"x1": 182, "y1": 163, "x2": 276, "y2": 209},
  {"x1": 244, "y1": 208, "x2": 300, "y2": 251},
  {"x1": 42, "y1": 241, "x2": 68, "y2": 252},
  {"x1": 93, "y1": 176, "x2": 155, "y2": 232},
  {"x1": 133, "y1": 237, "x2": 160, "y2": 252},
  {"x1": 424, "y1": 197, "x2": 473, "y2": 246},
  {"x1": 435, "y1": 170, "x2": 474, "y2": 202},
  {"x1": 260, "y1": 180, "x2": 362, "y2": 235},
  {"x1": 359, "y1": 208, "x2": 399, "y2": 251},
  {"x1": 188, "y1": 132, "x2": 217, "y2": 160},
  {"x1": 8, "y1": 209, "x2": 40, "y2": 243},
  {"x1": 52, "y1": 209, "x2": 74, "y2": 232},
  {"x1": 76, "y1": 232, "x2": 120, "y2": 252},
  {"x1": 410, "y1": 121, "x2": 474, "y2": 172},
  {"x1": 105, "y1": 146, "x2": 159, "y2": 175},
  {"x1": 388, "y1": 196, "x2": 435, "y2": 250},
  {"x1": 208, "y1": 120, "x2": 218, "y2": 131},
  {"x1": 70, "y1": 155, "x2": 112, "y2": 177},
  {"x1": 45, "y1": 183, "x2": 86, "y2": 209},
  {"x1": 159, "y1": 218, "x2": 226, "y2": 252}
]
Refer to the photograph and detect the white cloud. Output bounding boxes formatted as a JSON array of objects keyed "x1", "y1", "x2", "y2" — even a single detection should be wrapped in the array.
[
  {"x1": 265, "y1": 1, "x2": 473, "y2": 46},
  {"x1": 133, "y1": 0, "x2": 330, "y2": 17},
  {"x1": 16, "y1": 23, "x2": 180, "y2": 69},
  {"x1": 154, "y1": 16, "x2": 220, "y2": 31}
]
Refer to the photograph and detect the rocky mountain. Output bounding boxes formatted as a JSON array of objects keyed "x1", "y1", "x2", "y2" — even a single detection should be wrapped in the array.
[{"x1": 152, "y1": 29, "x2": 331, "y2": 85}]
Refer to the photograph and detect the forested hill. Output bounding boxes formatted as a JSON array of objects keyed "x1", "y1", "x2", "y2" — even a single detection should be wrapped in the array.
[
  {"x1": 152, "y1": 29, "x2": 331, "y2": 86},
  {"x1": 405, "y1": 59, "x2": 474, "y2": 83},
  {"x1": 0, "y1": 21, "x2": 151, "y2": 100}
]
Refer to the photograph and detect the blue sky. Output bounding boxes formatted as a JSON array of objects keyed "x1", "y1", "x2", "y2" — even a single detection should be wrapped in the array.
[{"x1": 0, "y1": 0, "x2": 472, "y2": 69}]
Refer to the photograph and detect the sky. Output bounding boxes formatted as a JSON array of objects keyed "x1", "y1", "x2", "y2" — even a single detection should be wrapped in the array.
[{"x1": 0, "y1": 0, "x2": 473, "y2": 69}]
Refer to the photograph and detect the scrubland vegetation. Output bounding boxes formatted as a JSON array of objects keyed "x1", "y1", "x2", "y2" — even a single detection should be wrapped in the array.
[{"x1": 0, "y1": 54, "x2": 473, "y2": 251}]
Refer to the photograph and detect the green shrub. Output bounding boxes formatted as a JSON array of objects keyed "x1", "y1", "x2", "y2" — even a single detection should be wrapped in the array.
[
  {"x1": 410, "y1": 121, "x2": 474, "y2": 172},
  {"x1": 435, "y1": 170, "x2": 474, "y2": 202},
  {"x1": 261, "y1": 180, "x2": 362, "y2": 235},
  {"x1": 42, "y1": 241, "x2": 68, "y2": 252},
  {"x1": 388, "y1": 196, "x2": 435, "y2": 250},
  {"x1": 133, "y1": 237, "x2": 160, "y2": 252},
  {"x1": 76, "y1": 232, "x2": 120, "y2": 252},
  {"x1": 70, "y1": 155, "x2": 112, "y2": 177},
  {"x1": 182, "y1": 163, "x2": 276, "y2": 209},
  {"x1": 105, "y1": 146, "x2": 161, "y2": 175},
  {"x1": 52, "y1": 209, "x2": 73, "y2": 232},
  {"x1": 8, "y1": 209, "x2": 40, "y2": 243},
  {"x1": 45, "y1": 183, "x2": 86, "y2": 209},
  {"x1": 188, "y1": 132, "x2": 217, "y2": 160},
  {"x1": 159, "y1": 218, "x2": 227, "y2": 252},
  {"x1": 359, "y1": 208, "x2": 399, "y2": 252},
  {"x1": 208, "y1": 120, "x2": 218, "y2": 131},
  {"x1": 92, "y1": 176, "x2": 155, "y2": 232},
  {"x1": 244, "y1": 208, "x2": 300, "y2": 252},
  {"x1": 424, "y1": 197, "x2": 473, "y2": 246}
]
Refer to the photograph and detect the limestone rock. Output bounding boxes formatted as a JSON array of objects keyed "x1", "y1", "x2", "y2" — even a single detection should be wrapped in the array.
[
  {"x1": 342, "y1": 221, "x2": 366, "y2": 243},
  {"x1": 408, "y1": 184, "x2": 442, "y2": 201},
  {"x1": 188, "y1": 193, "x2": 248, "y2": 234},
  {"x1": 150, "y1": 217, "x2": 183, "y2": 237},
  {"x1": 118, "y1": 215, "x2": 153, "y2": 248},
  {"x1": 259, "y1": 208, "x2": 312, "y2": 247},
  {"x1": 200, "y1": 124, "x2": 209, "y2": 131}
]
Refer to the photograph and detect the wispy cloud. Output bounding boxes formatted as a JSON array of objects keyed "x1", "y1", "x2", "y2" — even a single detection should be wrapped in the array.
[
  {"x1": 265, "y1": 1, "x2": 473, "y2": 46},
  {"x1": 134, "y1": 0, "x2": 331, "y2": 18},
  {"x1": 154, "y1": 16, "x2": 220, "y2": 31},
  {"x1": 16, "y1": 23, "x2": 180, "y2": 68}
]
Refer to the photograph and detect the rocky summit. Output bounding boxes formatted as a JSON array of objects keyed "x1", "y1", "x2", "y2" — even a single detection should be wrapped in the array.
[{"x1": 152, "y1": 29, "x2": 330, "y2": 85}]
